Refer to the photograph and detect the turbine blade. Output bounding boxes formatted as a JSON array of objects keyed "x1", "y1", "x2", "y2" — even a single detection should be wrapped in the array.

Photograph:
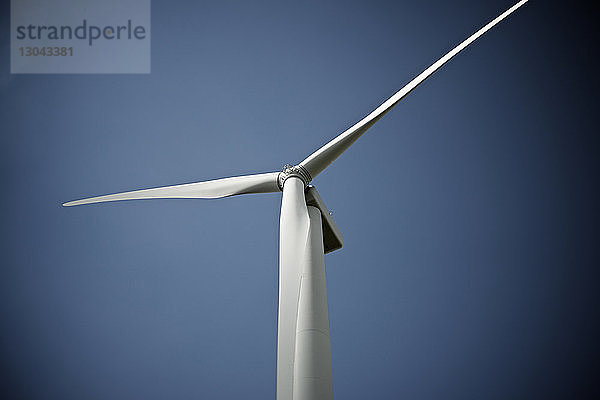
[
  {"x1": 277, "y1": 177, "x2": 310, "y2": 400},
  {"x1": 299, "y1": 0, "x2": 529, "y2": 180},
  {"x1": 63, "y1": 172, "x2": 280, "y2": 206}
]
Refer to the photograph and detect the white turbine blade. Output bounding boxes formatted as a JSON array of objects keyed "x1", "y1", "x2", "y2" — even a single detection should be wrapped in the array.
[
  {"x1": 62, "y1": 172, "x2": 280, "y2": 206},
  {"x1": 277, "y1": 177, "x2": 310, "y2": 400},
  {"x1": 299, "y1": 0, "x2": 529, "y2": 180}
]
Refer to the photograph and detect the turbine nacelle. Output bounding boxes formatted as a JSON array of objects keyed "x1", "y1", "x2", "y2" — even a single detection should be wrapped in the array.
[{"x1": 305, "y1": 185, "x2": 344, "y2": 254}]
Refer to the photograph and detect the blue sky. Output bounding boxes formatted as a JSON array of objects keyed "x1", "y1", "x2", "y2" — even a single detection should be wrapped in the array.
[{"x1": 1, "y1": 0, "x2": 598, "y2": 399}]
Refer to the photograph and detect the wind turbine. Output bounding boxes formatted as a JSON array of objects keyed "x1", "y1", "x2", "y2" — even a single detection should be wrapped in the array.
[{"x1": 64, "y1": 1, "x2": 530, "y2": 399}]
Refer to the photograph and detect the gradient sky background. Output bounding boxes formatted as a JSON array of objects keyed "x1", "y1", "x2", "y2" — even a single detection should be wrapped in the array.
[{"x1": 1, "y1": 0, "x2": 599, "y2": 399}]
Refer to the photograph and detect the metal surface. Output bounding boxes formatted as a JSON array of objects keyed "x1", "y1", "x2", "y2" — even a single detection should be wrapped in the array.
[
  {"x1": 278, "y1": 164, "x2": 312, "y2": 190},
  {"x1": 61, "y1": 2, "x2": 531, "y2": 399},
  {"x1": 294, "y1": 205, "x2": 333, "y2": 400},
  {"x1": 305, "y1": 186, "x2": 343, "y2": 254}
]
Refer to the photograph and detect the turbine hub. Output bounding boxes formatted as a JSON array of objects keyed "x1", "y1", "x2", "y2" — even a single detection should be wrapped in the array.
[{"x1": 277, "y1": 164, "x2": 312, "y2": 190}]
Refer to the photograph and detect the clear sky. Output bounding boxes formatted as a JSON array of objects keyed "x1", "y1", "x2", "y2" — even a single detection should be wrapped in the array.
[{"x1": 1, "y1": 0, "x2": 598, "y2": 399}]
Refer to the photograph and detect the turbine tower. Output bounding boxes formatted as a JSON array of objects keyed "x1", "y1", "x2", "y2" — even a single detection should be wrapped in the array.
[{"x1": 64, "y1": 1, "x2": 530, "y2": 399}]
